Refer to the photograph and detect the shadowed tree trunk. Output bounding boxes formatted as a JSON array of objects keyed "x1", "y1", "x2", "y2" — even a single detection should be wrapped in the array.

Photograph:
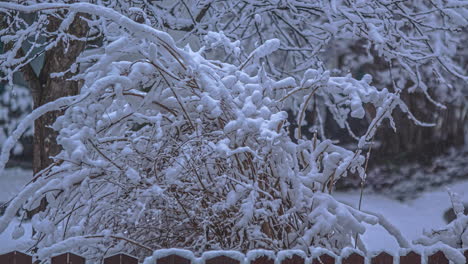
[
  {"x1": 21, "y1": 14, "x2": 89, "y2": 175},
  {"x1": 17, "y1": 13, "x2": 89, "y2": 218}
]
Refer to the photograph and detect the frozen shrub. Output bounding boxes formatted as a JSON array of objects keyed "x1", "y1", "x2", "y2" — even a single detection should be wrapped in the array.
[
  {"x1": 415, "y1": 189, "x2": 468, "y2": 249},
  {"x1": 2, "y1": 0, "x2": 465, "y2": 260}
]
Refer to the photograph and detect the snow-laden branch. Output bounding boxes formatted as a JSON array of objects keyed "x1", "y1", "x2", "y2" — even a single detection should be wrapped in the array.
[
  {"x1": 0, "y1": 2, "x2": 177, "y2": 50},
  {"x1": 0, "y1": 93, "x2": 85, "y2": 174},
  {"x1": 0, "y1": 0, "x2": 455, "y2": 259}
]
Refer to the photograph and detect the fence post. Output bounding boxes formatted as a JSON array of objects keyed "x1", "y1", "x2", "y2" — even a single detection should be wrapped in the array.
[
  {"x1": 246, "y1": 250, "x2": 275, "y2": 264},
  {"x1": 51, "y1": 252, "x2": 85, "y2": 264},
  {"x1": 370, "y1": 252, "x2": 393, "y2": 264},
  {"x1": 0, "y1": 251, "x2": 32, "y2": 264},
  {"x1": 312, "y1": 252, "x2": 335, "y2": 264},
  {"x1": 427, "y1": 251, "x2": 449, "y2": 264},
  {"x1": 249, "y1": 256, "x2": 274, "y2": 264},
  {"x1": 279, "y1": 255, "x2": 305, "y2": 264},
  {"x1": 205, "y1": 255, "x2": 240, "y2": 264},
  {"x1": 157, "y1": 254, "x2": 191, "y2": 264},
  {"x1": 104, "y1": 253, "x2": 138, "y2": 264},
  {"x1": 341, "y1": 253, "x2": 364, "y2": 264},
  {"x1": 399, "y1": 251, "x2": 421, "y2": 264}
]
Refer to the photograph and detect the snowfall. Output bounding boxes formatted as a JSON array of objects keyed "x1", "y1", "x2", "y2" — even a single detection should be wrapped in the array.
[{"x1": 0, "y1": 167, "x2": 467, "y2": 255}]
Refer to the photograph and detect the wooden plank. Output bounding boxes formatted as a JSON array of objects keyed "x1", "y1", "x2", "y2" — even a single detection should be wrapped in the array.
[
  {"x1": 400, "y1": 251, "x2": 421, "y2": 264},
  {"x1": 51, "y1": 252, "x2": 86, "y2": 264},
  {"x1": 104, "y1": 253, "x2": 138, "y2": 264},
  {"x1": 249, "y1": 256, "x2": 274, "y2": 264},
  {"x1": 427, "y1": 251, "x2": 449, "y2": 264},
  {"x1": 280, "y1": 255, "x2": 305, "y2": 264},
  {"x1": 312, "y1": 253, "x2": 335, "y2": 264},
  {"x1": 157, "y1": 254, "x2": 191, "y2": 264},
  {"x1": 370, "y1": 252, "x2": 392, "y2": 264},
  {"x1": 341, "y1": 253, "x2": 364, "y2": 264},
  {"x1": 0, "y1": 251, "x2": 32, "y2": 264},
  {"x1": 205, "y1": 255, "x2": 240, "y2": 264}
]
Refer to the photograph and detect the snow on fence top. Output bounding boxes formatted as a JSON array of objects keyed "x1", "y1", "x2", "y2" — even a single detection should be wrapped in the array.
[{"x1": 1, "y1": 248, "x2": 467, "y2": 264}]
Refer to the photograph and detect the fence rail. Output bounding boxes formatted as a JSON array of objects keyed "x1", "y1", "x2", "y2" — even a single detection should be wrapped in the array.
[{"x1": 1, "y1": 248, "x2": 468, "y2": 264}]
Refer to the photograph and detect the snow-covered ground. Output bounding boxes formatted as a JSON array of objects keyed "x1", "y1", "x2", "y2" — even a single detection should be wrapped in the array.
[
  {"x1": 0, "y1": 167, "x2": 466, "y2": 254},
  {"x1": 335, "y1": 180, "x2": 468, "y2": 253},
  {"x1": 0, "y1": 168, "x2": 33, "y2": 254},
  {"x1": 0, "y1": 167, "x2": 32, "y2": 203}
]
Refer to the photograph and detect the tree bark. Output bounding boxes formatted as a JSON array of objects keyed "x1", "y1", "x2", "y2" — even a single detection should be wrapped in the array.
[
  {"x1": 24, "y1": 14, "x2": 89, "y2": 175},
  {"x1": 19, "y1": 13, "x2": 89, "y2": 219}
]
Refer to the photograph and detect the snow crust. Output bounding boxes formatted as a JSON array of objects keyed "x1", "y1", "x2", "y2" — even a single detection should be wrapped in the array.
[
  {"x1": 202, "y1": 251, "x2": 245, "y2": 264},
  {"x1": 246, "y1": 249, "x2": 276, "y2": 262}
]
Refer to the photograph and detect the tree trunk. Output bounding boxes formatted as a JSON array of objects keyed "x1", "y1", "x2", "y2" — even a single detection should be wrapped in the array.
[
  {"x1": 19, "y1": 13, "x2": 89, "y2": 218},
  {"x1": 24, "y1": 14, "x2": 89, "y2": 175}
]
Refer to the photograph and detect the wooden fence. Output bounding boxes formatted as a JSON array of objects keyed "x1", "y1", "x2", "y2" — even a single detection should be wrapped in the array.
[{"x1": 1, "y1": 249, "x2": 468, "y2": 264}]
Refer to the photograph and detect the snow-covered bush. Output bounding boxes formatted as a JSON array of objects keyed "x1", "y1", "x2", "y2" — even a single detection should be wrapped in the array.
[
  {"x1": 415, "y1": 189, "x2": 468, "y2": 248},
  {"x1": 2, "y1": 1, "x2": 466, "y2": 141},
  {"x1": 0, "y1": 2, "x2": 416, "y2": 259}
]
